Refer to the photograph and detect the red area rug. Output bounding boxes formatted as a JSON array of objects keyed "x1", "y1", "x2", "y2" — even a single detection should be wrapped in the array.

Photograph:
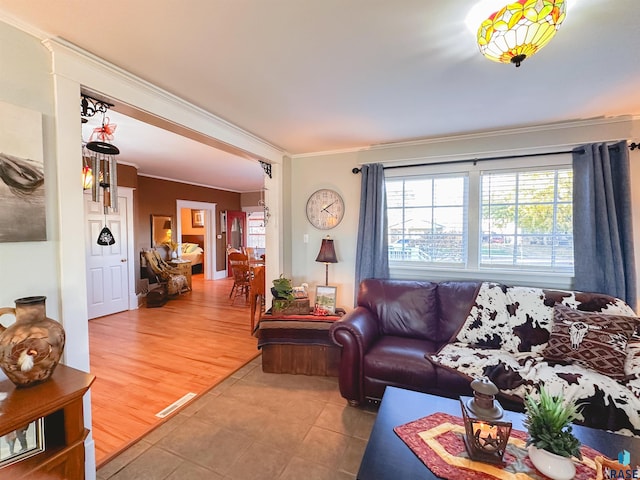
[{"x1": 394, "y1": 412, "x2": 604, "y2": 480}]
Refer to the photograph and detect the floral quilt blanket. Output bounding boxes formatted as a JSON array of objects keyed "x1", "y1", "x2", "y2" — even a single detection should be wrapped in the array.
[{"x1": 428, "y1": 282, "x2": 640, "y2": 436}]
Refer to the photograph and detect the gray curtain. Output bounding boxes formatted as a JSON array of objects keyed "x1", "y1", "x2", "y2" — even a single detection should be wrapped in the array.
[
  {"x1": 354, "y1": 163, "x2": 389, "y2": 304},
  {"x1": 573, "y1": 141, "x2": 637, "y2": 309}
]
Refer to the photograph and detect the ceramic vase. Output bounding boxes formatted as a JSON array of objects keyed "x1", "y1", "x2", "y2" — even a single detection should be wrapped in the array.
[
  {"x1": 528, "y1": 445, "x2": 576, "y2": 480},
  {"x1": 0, "y1": 296, "x2": 66, "y2": 388}
]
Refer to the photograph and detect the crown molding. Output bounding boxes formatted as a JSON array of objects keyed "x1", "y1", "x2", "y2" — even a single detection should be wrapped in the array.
[
  {"x1": 0, "y1": 9, "x2": 49, "y2": 39},
  {"x1": 137, "y1": 172, "x2": 247, "y2": 194},
  {"x1": 370, "y1": 115, "x2": 638, "y2": 149},
  {"x1": 292, "y1": 115, "x2": 639, "y2": 160}
]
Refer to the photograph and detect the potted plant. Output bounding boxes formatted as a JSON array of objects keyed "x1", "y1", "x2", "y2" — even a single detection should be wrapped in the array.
[
  {"x1": 271, "y1": 275, "x2": 294, "y2": 313},
  {"x1": 271, "y1": 275, "x2": 310, "y2": 314},
  {"x1": 271, "y1": 274, "x2": 294, "y2": 302},
  {"x1": 524, "y1": 386, "x2": 582, "y2": 480},
  {"x1": 163, "y1": 240, "x2": 179, "y2": 259}
]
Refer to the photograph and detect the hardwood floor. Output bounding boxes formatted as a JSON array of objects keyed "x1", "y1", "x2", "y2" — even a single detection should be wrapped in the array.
[{"x1": 88, "y1": 275, "x2": 259, "y2": 467}]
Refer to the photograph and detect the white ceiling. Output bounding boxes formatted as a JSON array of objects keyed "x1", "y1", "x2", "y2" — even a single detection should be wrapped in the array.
[{"x1": 1, "y1": 0, "x2": 640, "y2": 191}]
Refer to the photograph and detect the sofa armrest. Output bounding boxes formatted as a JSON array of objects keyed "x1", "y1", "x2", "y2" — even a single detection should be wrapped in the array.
[
  {"x1": 330, "y1": 306, "x2": 379, "y2": 350},
  {"x1": 329, "y1": 306, "x2": 380, "y2": 404}
]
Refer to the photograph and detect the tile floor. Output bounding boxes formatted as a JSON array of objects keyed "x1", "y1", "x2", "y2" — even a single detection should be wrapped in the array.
[{"x1": 97, "y1": 357, "x2": 378, "y2": 480}]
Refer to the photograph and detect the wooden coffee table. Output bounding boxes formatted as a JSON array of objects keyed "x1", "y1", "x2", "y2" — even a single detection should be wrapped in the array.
[{"x1": 357, "y1": 386, "x2": 640, "y2": 479}]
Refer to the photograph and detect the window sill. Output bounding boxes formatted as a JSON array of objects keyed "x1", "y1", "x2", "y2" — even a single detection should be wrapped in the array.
[{"x1": 390, "y1": 264, "x2": 574, "y2": 290}]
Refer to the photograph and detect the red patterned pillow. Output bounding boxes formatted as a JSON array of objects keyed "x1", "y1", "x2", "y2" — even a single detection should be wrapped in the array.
[
  {"x1": 543, "y1": 304, "x2": 639, "y2": 380},
  {"x1": 625, "y1": 328, "x2": 640, "y2": 380}
]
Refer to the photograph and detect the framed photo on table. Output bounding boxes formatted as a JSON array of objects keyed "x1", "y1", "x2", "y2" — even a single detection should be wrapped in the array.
[
  {"x1": 0, "y1": 418, "x2": 45, "y2": 468},
  {"x1": 191, "y1": 209, "x2": 204, "y2": 228},
  {"x1": 315, "y1": 285, "x2": 337, "y2": 314}
]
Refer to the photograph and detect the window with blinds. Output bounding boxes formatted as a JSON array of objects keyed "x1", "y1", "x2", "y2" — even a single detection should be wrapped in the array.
[
  {"x1": 247, "y1": 211, "x2": 265, "y2": 249},
  {"x1": 481, "y1": 168, "x2": 573, "y2": 271},
  {"x1": 386, "y1": 175, "x2": 468, "y2": 265},
  {"x1": 385, "y1": 156, "x2": 574, "y2": 276}
]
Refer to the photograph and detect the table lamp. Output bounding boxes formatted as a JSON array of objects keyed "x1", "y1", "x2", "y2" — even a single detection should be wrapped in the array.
[{"x1": 315, "y1": 236, "x2": 338, "y2": 286}]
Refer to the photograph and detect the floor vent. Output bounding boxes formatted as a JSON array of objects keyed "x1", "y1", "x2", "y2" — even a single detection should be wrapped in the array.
[{"x1": 155, "y1": 392, "x2": 197, "y2": 418}]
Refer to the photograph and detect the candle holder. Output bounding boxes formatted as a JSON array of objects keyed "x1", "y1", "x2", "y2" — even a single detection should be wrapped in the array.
[
  {"x1": 459, "y1": 377, "x2": 511, "y2": 464},
  {"x1": 465, "y1": 376, "x2": 504, "y2": 420},
  {"x1": 460, "y1": 399, "x2": 512, "y2": 464}
]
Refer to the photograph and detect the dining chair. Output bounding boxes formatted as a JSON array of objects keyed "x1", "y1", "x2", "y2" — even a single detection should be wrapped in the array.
[
  {"x1": 249, "y1": 265, "x2": 265, "y2": 332},
  {"x1": 229, "y1": 252, "x2": 250, "y2": 304}
]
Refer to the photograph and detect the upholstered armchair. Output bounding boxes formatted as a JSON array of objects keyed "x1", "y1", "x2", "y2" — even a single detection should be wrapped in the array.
[{"x1": 142, "y1": 249, "x2": 190, "y2": 296}]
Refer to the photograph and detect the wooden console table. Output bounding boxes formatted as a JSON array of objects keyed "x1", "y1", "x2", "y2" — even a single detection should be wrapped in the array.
[
  {"x1": 0, "y1": 364, "x2": 95, "y2": 479},
  {"x1": 170, "y1": 259, "x2": 192, "y2": 289},
  {"x1": 254, "y1": 310, "x2": 344, "y2": 376}
]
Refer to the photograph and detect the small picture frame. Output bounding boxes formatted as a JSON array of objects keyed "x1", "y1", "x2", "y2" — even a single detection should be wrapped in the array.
[
  {"x1": 315, "y1": 285, "x2": 337, "y2": 314},
  {"x1": 0, "y1": 418, "x2": 45, "y2": 468},
  {"x1": 191, "y1": 209, "x2": 204, "y2": 228}
]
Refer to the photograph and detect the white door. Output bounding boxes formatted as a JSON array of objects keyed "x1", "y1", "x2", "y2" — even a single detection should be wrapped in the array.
[{"x1": 85, "y1": 192, "x2": 129, "y2": 319}]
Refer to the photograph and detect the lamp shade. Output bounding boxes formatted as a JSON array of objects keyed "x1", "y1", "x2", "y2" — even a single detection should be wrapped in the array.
[
  {"x1": 477, "y1": 0, "x2": 566, "y2": 67},
  {"x1": 163, "y1": 220, "x2": 172, "y2": 230},
  {"x1": 315, "y1": 238, "x2": 338, "y2": 264}
]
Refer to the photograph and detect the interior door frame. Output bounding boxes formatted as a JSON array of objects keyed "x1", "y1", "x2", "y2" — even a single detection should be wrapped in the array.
[
  {"x1": 84, "y1": 186, "x2": 137, "y2": 314},
  {"x1": 176, "y1": 199, "x2": 221, "y2": 280},
  {"x1": 226, "y1": 210, "x2": 247, "y2": 275}
]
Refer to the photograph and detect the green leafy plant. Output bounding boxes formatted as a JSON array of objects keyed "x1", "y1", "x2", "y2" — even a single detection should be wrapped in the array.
[
  {"x1": 271, "y1": 275, "x2": 294, "y2": 301},
  {"x1": 523, "y1": 386, "x2": 582, "y2": 459},
  {"x1": 163, "y1": 240, "x2": 178, "y2": 252}
]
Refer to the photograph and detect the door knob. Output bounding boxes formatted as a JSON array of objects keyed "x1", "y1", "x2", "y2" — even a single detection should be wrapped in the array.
[{"x1": 121, "y1": 259, "x2": 127, "y2": 263}]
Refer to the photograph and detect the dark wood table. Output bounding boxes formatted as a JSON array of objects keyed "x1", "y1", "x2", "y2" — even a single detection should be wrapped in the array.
[
  {"x1": 357, "y1": 386, "x2": 640, "y2": 479},
  {"x1": 255, "y1": 309, "x2": 345, "y2": 376}
]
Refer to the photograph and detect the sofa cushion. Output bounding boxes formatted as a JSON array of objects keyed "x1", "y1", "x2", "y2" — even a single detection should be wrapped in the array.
[
  {"x1": 358, "y1": 279, "x2": 439, "y2": 340},
  {"x1": 543, "y1": 304, "x2": 639, "y2": 380},
  {"x1": 364, "y1": 336, "x2": 439, "y2": 387},
  {"x1": 435, "y1": 281, "x2": 481, "y2": 343}
]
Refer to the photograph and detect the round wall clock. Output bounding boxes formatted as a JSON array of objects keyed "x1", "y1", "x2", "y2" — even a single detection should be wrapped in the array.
[{"x1": 306, "y1": 189, "x2": 345, "y2": 230}]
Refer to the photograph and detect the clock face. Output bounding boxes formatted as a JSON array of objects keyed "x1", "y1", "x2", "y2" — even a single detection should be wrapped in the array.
[{"x1": 306, "y1": 189, "x2": 345, "y2": 230}]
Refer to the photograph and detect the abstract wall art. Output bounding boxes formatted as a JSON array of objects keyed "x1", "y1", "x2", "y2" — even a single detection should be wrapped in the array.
[{"x1": 0, "y1": 101, "x2": 45, "y2": 242}]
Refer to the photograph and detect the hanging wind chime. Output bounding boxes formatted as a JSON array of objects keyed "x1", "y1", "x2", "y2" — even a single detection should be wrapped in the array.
[{"x1": 82, "y1": 94, "x2": 120, "y2": 246}]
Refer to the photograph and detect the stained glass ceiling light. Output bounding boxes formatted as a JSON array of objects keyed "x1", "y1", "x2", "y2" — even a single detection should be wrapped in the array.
[{"x1": 477, "y1": 0, "x2": 566, "y2": 67}]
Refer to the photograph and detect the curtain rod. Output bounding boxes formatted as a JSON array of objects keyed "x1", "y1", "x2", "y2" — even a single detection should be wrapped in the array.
[{"x1": 352, "y1": 142, "x2": 637, "y2": 174}]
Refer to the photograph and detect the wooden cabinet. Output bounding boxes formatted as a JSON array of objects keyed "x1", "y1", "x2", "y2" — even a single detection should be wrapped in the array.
[
  {"x1": 0, "y1": 364, "x2": 95, "y2": 479},
  {"x1": 170, "y1": 259, "x2": 192, "y2": 289},
  {"x1": 256, "y1": 312, "x2": 344, "y2": 376}
]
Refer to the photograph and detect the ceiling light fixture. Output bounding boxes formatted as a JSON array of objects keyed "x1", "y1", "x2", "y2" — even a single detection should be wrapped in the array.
[
  {"x1": 476, "y1": 0, "x2": 567, "y2": 67},
  {"x1": 82, "y1": 146, "x2": 93, "y2": 190}
]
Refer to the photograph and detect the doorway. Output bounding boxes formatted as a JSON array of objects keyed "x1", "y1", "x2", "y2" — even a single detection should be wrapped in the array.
[
  {"x1": 175, "y1": 199, "x2": 219, "y2": 280},
  {"x1": 226, "y1": 210, "x2": 246, "y2": 275}
]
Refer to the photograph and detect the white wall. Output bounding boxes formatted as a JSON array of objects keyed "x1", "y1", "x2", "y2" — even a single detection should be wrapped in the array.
[
  {"x1": 290, "y1": 152, "x2": 361, "y2": 311},
  {"x1": 0, "y1": 21, "x2": 59, "y2": 324},
  {"x1": 290, "y1": 117, "x2": 640, "y2": 312}
]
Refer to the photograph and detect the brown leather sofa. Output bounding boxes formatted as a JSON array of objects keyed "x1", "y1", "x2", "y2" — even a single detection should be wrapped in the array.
[
  {"x1": 329, "y1": 278, "x2": 640, "y2": 434},
  {"x1": 329, "y1": 279, "x2": 481, "y2": 407}
]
